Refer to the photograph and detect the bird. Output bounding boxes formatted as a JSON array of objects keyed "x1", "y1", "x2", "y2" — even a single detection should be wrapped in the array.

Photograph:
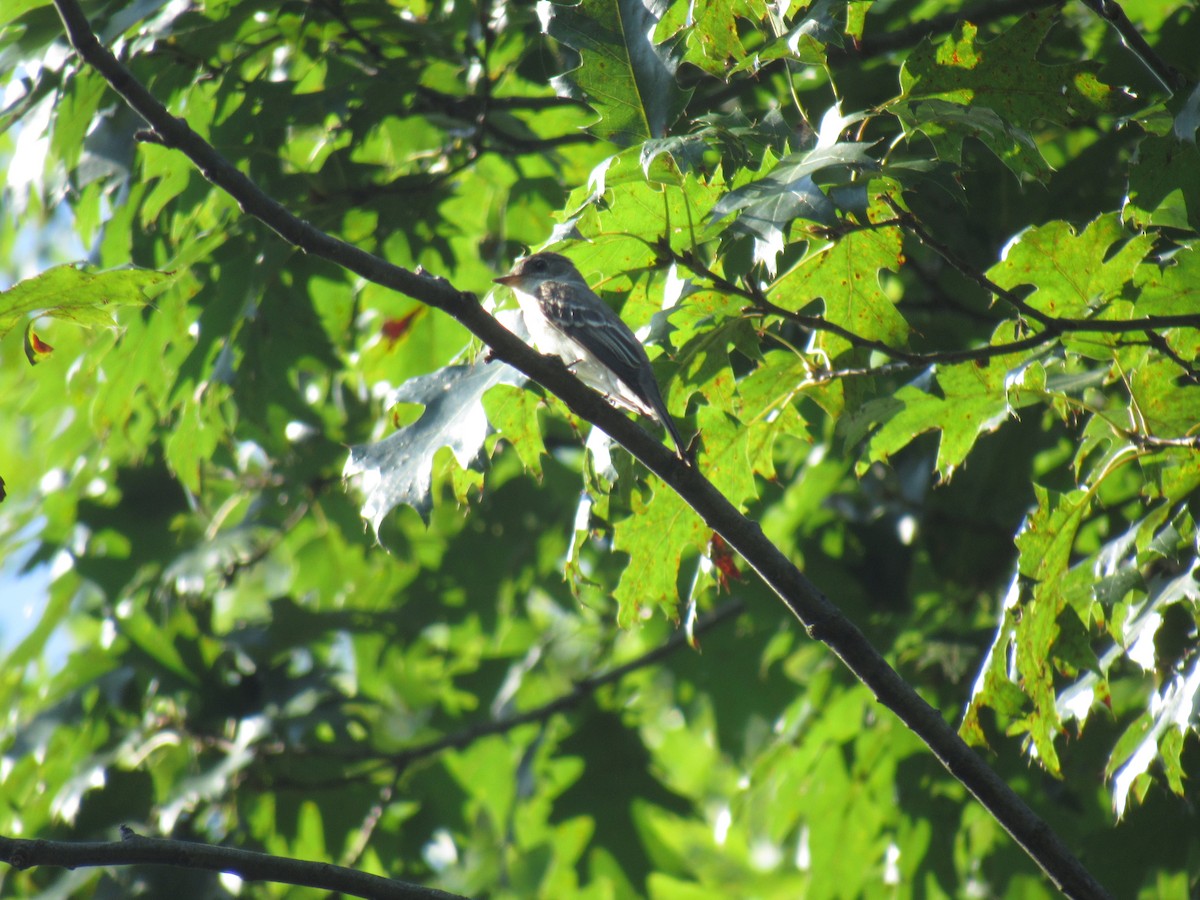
[{"x1": 494, "y1": 252, "x2": 689, "y2": 460}]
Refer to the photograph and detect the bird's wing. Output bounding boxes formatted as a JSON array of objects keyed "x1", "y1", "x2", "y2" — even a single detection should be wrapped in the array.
[
  {"x1": 535, "y1": 280, "x2": 651, "y2": 383},
  {"x1": 536, "y1": 280, "x2": 689, "y2": 459}
]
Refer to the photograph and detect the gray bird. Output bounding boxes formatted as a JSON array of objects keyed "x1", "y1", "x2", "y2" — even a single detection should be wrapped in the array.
[{"x1": 494, "y1": 252, "x2": 688, "y2": 460}]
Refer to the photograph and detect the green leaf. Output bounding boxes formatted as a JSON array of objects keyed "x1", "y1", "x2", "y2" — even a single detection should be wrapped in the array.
[
  {"x1": 1129, "y1": 353, "x2": 1200, "y2": 439},
  {"x1": 729, "y1": 0, "x2": 843, "y2": 70},
  {"x1": 612, "y1": 478, "x2": 707, "y2": 623},
  {"x1": 542, "y1": 0, "x2": 693, "y2": 145},
  {"x1": 140, "y1": 142, "x2": 197, "y2": 226},
  {"x1": 0, "y1": 264, "x2": 171, "y2": 337},
  {"x1": 0, "y1": 0, "x2": 51, "y2": 28},
  {"x1": 345, "y1": 354, "x2": 525, "y2": 530},
  {"x1": 1009, "y1": 593, "x2": 1064, "y2": 776},
  {"x1": 694, "y1": 405, "x2": 757, "y2": 509},
  {"x1": 118, "y1": 608, "x2": 203, "y2": 689},
  {"x1": 896, "y1": 11, "x2": 1134, "y2": 180},
  {"x1": 773, "y1": 224, "x2": 908, "y2": 351},
  {"x1": 164, "y1": 388, "x2": 230, "y2": 494},
  {"x1": 731, "y1": 350, "x2": 813, "y2": 478},
  {"x1": 482, "y1": 383, "x2": 548, "y2": 475},
  {"x1": 961, "y1": 605, "x2": 1031, "y2": 749},
  {"x1": 1126, "y1": 132, "x2": 1200, "y2": 230},
  {"x1": 563, "y1": 161, "x2": 730, "y2": 261},
  {"x1": 988, "y1": 214, "x2": 1153, "y2": 320},
  {"x1": 1133, "y1": 244, "x2": 1200, "y2": 316},
  {"x1": 50, "y1": 69, "x2": 108, "y2": 174},
  {"x1": 655, "y1": 0, "x2": 762, "y2": 77},
  {"x1": 856, "y1": 333, "x2": 1041, "y2": 480},
  {"x1": 1016, "y1": 486, "x2": 1090, "y2": 585},
  {"x1": 710, "y1": 136, "x2": 878, "y2": 259}
]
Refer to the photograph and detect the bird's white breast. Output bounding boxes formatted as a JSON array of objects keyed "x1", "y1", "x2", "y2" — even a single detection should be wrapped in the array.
[{"x1": 510, "y1": 287, "x2": 652, "y2": 417}]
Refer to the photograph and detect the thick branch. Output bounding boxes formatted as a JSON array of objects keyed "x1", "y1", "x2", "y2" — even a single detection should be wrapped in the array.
[
  {"x1": 0, "y1": 832, "x2": 464, "y2": 900},
  {"x1": 49, "y1": 2, "x2": 1111, "y2": 897}
]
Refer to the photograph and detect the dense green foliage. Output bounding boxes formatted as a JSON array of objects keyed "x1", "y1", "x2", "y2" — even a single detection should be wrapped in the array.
[{"x1": 2, "y1": 0, "x2": 1199, "y2": 896}]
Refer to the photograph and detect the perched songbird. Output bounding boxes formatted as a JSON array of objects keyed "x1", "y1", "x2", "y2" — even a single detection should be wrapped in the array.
[{"x1": 494, "y1": 252, "x2": 688, "y2": 460}]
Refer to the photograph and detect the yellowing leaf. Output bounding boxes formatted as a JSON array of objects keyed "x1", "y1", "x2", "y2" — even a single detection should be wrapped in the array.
[{"x1": 0, "y1": 264, "x2": 171, "y2": 338}]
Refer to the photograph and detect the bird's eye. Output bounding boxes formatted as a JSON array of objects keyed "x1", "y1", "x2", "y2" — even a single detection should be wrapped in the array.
[{"x1": 528, "y1": 258, "x2": 545, "y2": 272}]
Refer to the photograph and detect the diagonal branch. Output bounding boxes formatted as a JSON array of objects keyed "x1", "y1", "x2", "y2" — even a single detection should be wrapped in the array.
[
  {"x1": 261, "y1": 600, "x2": 748, "y2": 777},
  {"x1": 386, "y1": 599, "x2": 744, "y2": 769},
  {"x1": 1078, "y1": 0, "x2": 1188, "y2": 93},
  {"x1": 49, "y1": 2, "x2": 1112, "y2": 897},
  {"x1": 885, "y1": 195, "x2": 1200, "y2": 335}
]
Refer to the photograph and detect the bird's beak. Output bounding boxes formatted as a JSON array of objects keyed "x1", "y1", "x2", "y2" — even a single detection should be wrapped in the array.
[{"x1": 493, "y1": 274, "x2": 521, "y2": 287}]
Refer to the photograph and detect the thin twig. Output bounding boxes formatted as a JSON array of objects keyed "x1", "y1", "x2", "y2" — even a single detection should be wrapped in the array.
[
  {"x1": 1145, "y1": 331, "x2": 1200, "y2": 385},
  {"x1": 393, "y1": 600, "x2": 745, "y2": 767},
  {"x1": 1078, "y1": 0, "x2": 1187, "y2": 93},
  {"x1": 885, "y1": 195, "x2": 1200, "y2": 335},
  {"x1": 1128, "y1": 433, "x2": 1200, "y2": 450},
  {"x1": 316, "y1": 0, "x2": 387, "y2": 63},
  {"x1": 671, "y1": 235, "x2": 1190, "y2": 378},
  {"x1": 298, "y1": 599, "x2": 747, "y2": 768}
]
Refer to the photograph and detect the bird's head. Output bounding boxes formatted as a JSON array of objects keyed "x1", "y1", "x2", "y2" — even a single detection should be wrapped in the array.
[{"x1": 494, "y1": 252, "x2": 584, "y2": 290}]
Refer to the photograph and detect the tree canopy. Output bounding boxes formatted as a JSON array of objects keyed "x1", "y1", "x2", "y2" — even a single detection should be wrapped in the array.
[{"x1": 1, "y1": 0, "x2": 1199, "y2": 897}]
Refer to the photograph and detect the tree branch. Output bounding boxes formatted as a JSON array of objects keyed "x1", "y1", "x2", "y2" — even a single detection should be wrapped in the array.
[
  {"x1": 672, "y1": 233, "x2": 1198, "y2": 381},
  {"x1": 373, "y1": 599, "x2": 745, "y2": 768},
  {"x1": 1078, "y1": 0, "x2": 1188, "y2": 93},
  {"x1": 886, "y1": 196, "x2": 1200, "y2": 335},
  {"x1": 1144, "y1": 330, "x2": 1200, "y2": 384},
  {"x1": 49, "y1": 2, "x2": 1112, "y2": 897},
  {"x1": 0, "y1": 830, "x2": 465, "y2": 900},
  {"x1": 255, "y1": 600, "x2": 748, "y2": 778}
]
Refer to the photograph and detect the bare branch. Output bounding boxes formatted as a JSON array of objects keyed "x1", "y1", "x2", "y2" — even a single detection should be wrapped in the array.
[
  {"x1": 1130, "y1": 433, "x2": 1200, "y2": 450},
  {"x1": 1078, "y1": 0, "x2": 1188, "y2": 93},
  {"x1": 671, "y1": 224, "x2": 1198, "y2": 381},
  {"x1": 1144, "y1": 331, "x2": 1200, "y2": 385},
  {"x1": 0, "y1": 831, "x2": 464, "y2": 900}
]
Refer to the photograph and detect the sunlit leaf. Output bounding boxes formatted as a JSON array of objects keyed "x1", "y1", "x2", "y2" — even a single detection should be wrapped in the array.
[{"x1": 0, "y1": 264, "x2": 171, "y2": 337}]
